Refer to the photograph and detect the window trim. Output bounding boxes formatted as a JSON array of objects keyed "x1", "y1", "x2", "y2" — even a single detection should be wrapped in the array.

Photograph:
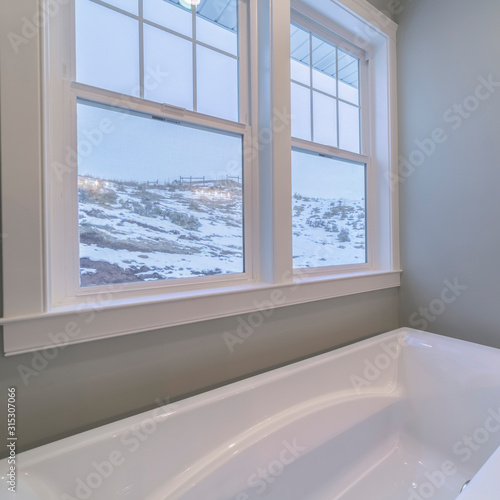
[
  {"x1": 2, "y1": 269, "x2": 401, "y2": 355},
  {"x1": 50, "y1": 0, "x2": 255, "y2": 305},
  {"x1": 289, "y1": 13, "x2": 371, "y2": 275},
  {"x1": 0, "y1": 0, "x2": 400, "y2": 355},
  {"x1": 64, "y1": 92, "x2": 254, "y2": 303}
]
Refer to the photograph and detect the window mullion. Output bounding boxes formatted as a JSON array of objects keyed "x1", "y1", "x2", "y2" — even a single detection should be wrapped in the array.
[
  {"x1": 309, "y1": 32, "x2": 314, "y2": 142},
  {"x1": 336, "y1": 46, "x2": 340, "y2": 148},
  {"x1": 238, "y1": 0, "x2": 249, "y2": 124},
  {"x1": 192, "y1": 5, "x2": 197, "y2": 112},
  {"x1": 139, "y1": 0, "x2": 144, "y2": 98},
  {"x1": 257, "y1": 0, "x2": 293, "y2": 284}
]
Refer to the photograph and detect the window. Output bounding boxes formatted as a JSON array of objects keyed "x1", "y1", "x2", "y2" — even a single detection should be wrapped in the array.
[
  {"x1": 0, "y1": 0, "x2": 399, "y2": 353},
  {"x1": 290, "y1": 23, "x2": 361, "y2": 152},
  {"x1": 63, "y1": 0, "x2": 250, "y2": 295},
  {"x1": 292, "y1": 150, "x2": 366, "y2": 268},
  {"x1": 75, "y1": 0, "x2": 240, "y2": 120},
  {"x1": 77, "y1": 100, "x2": 244, "y2": 287},
  {"x1": 290, "y1": 18, "x2": 367, "y2": 271}
]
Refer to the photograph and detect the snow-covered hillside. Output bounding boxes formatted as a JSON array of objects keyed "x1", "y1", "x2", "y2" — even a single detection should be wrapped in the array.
[
  {"x1": 78, "y1": 176, "x2": 365, "y2": 286},
  {"x1": 292, "y1": 193, "x2": 366, "y2": 268}
]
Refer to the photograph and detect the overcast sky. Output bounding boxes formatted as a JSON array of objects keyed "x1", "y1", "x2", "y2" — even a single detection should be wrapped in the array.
[
  {"x1": 77, "y1": 101, "x2": 243, "y2": 184},
  {"x1": 78, "y1": 100, "x2": 364, "y2": 200}
]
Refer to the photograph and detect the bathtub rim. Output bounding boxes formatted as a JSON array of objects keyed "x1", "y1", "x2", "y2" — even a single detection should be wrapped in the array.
[{"x1": 3, "y1": 327, "x2": 500, "y2": 469}]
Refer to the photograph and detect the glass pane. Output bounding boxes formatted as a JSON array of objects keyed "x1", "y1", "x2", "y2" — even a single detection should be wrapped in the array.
[
  {"x1": 291, "y1": 83, "x2": 311, "y2": 141},
  {"x1": 196, "y1": 0, "x2": 238, "y2": 56},
  {"x1": 338, "y1": 49, "x2": 359, "y2": 104},
  {"x1": 292, "y1": 150, "x2": 366, "y2": 268},
  {"x1": 313, "y1": 92, "x2": 337, "y2": 147},
  {"x1": 76, "y1": 0, "x2": 140, "y2": 95},
  {"x1": 291, "y1": 59, "x2": 310, "y2": 86},
  {"x1": 312, "y1": 69, "x2": 336, "y2": 96},
  {"x1": 101, "y1": 0, "x2": 138, "y2": 15},
  {"x1": 196, "y1": 17, "x2": 238, "y2": 55},
  {"x1": 290, "y1": 24, "x2": 310, "y2": 85},
  {"x1": 339, "y1": 101, "x2": 360, "y2": 153},
  {"x1": 143, "y1": 24, "x2": 193, "y2": 110},
  {"x1": 312, "y1": 35, "x2": 336, "y2": 95},
  {"x1": 290, "y1": 25, "x2": 310, "y2": 65},
  {"x1": 77, "y1": 100, "x2": 244, "y2": 286},
  {"x1": 197, "y1": 0, "x2": 238, "y2": 32},
  {"x1": 196, "y1": 45, "x2": 239, "y2": 122},
  {"x1": 143, "y1": 0, "x2": 192, "y2": 37}
]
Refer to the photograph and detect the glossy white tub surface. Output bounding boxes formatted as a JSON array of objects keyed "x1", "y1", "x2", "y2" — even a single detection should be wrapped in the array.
[
  {"x1": 456, "y1": 446, "x2": 500, "y2": 499},
  {"x1": 2, "y1": 327, "x2": 500, "y2": 500}
]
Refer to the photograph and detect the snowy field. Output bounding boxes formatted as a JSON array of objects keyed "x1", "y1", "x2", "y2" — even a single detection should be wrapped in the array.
[
  {"x1": 78, "y1": 176, "x2": 365, "y2": 286},
  {"x1": 292, "y1": 193, "x2": 366, "y2": 268}
]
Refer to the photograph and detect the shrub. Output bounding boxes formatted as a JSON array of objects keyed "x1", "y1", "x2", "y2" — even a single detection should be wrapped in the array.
[
  {"x1": 338, "y1": 228, "x2": 350, "y2": 242},
  {"x1": 78, "y1": 187, "x2": 117, "y2": 205},
  {"x1": 294, "y1": 205, "x2": 305, "y2": 216},
  {"x1": 167, "y1": 210, "x2": 201, "y2": 231},
  {"x1": 306, "y1": 217, "x2": 338, "y2": 233}
]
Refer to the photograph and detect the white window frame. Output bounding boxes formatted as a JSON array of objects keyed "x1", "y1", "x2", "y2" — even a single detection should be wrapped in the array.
[
  {"x1": 290, "y1": 10, "x2": 371, "y2": 276},
  {"x1": 51, "y1": 0, "x2": 254, "y2": 306},
  {"x1": 0, "y1": 0, "x2": 400, "y2": 355}
]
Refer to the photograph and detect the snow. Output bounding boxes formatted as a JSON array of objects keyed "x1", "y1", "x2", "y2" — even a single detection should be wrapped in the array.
[
  {"x1": 292, "y1": 194, "x2": 366, "y2": 268},
  {"x1": 78, "y1": 176, "x2": 365, "y2": 286}
]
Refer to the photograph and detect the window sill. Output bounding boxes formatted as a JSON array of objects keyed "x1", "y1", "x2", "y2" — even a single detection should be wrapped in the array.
[{"x1": 1, "y1": 270, "x2": 401, "y2": 355}]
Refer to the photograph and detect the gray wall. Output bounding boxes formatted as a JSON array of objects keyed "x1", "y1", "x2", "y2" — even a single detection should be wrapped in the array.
[
  {"x1": 0, "y1": 290, "x2": 398, "y2": 456},
  {"x1": 0, "y1": 0, "x2": 398, "y2": 458},
  {"x1": 397, "y1": 0, "x2": 500, "y2": 347},
  {"x1": 364, "y1": 0, "x2": 396, "y2": 19}
]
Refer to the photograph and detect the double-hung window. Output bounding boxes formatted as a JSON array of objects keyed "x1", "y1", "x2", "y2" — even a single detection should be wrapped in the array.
[
  {"x1": 62, "y1": 0, "x2": 250, "y2": 294},
  {"x1": 290, "y1": 18, "x2": 368, "y2": 271},
  {"x1": 0, "y1": 0, "x2": 400, "y2": 353}
]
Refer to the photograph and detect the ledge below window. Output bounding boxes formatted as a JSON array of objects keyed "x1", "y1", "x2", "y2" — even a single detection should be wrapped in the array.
[{"x1": 1, "y1": 270, "x2": 400, "y2": 355}]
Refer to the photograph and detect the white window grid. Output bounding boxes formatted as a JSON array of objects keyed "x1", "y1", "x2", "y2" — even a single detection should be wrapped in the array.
[
  {"x1": 76, "y1": 0, "x2": 242, "y2": 119},
  {"x1": 290, "y1": 22, "x2": 361, "y2": 151},
  {"x1": 48, "y1": 0, "x2": 254, "y2": 302},
  {"x1": 290, "y1": 13, "x2": 371, "y2": 276}
]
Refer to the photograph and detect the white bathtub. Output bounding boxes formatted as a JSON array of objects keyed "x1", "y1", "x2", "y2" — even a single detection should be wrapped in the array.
[{"x1": 2, "y1": 328, "x2": 500, "y2": 499}]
